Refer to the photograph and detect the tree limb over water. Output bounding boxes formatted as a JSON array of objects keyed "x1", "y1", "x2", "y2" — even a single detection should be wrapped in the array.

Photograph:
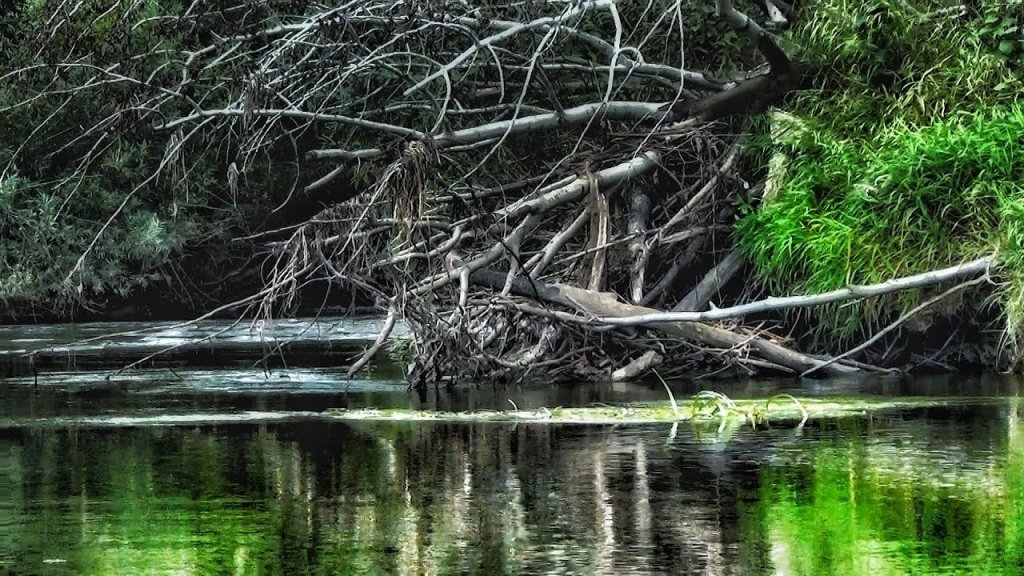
[
  {"x1": 591, "y1": 256, "x2": 993, "y2": 327},
  {"x1": 7, "y1": 0, "x2": 1001, "y2": 386}
]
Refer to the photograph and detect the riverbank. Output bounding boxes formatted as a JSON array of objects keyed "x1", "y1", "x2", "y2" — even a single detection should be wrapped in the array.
[{"x1": 1, "y1": 1, "x2": 1020, "y2": 385}]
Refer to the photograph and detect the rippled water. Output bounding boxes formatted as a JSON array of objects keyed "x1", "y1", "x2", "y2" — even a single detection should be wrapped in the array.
[{"x1": 1, "y1": 334, "x2": 1023, "y2": 574}]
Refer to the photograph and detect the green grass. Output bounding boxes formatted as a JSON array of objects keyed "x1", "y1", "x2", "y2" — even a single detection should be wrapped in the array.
[{"x1": 735, "y1": 0, "x2": 1024, "y2": 344}]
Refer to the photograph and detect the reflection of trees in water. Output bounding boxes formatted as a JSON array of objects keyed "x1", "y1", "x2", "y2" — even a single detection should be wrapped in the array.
[
  {"x1": 377, "y1": 423, "x2": 771, "y2": 574},
  {"x1": 3, "y1": 406, "x2": 1022, "y2": 574},
  {"x1": 759, "y1": 404, "x2": 1024, "y2": 575},
  {"x1": 1, "y1": 421, "x2": 764, "y2": 574}
]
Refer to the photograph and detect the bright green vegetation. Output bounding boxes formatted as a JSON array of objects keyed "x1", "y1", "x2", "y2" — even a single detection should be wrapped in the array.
[
  {"x1": 750, "y1": 409, "x2": 1024, "y2": 575},
  {"x1": 736, "y1": 0, "x2": 1024, "y2": 340}
]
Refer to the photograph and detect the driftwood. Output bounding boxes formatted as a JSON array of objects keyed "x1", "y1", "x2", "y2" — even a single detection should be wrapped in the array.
[
  {"x1": 443, "y1": 250, "x2": 992, "y2": 381},
  {"x1": 263, "y1": 0, "x2": 989, "y2": 386},
  {"x1": 463, "y1": 264, "x2": 860, "y2": 376},
  {"x1": 612, "y1": 351, "x2": 664, "y2": 381},
  {"x1": 676, "y1": 250, "x2": 745, "y2": 312},
  {"x1": 592, "y1": 256, "x2": 993, "y2": 326},
  {"x1": 627, "y1": 182, "x2": 653, "y2": 303}
]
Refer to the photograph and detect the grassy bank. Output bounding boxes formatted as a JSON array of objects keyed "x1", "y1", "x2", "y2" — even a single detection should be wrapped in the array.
[{"x1": 735, "y1": 0, "x2": 1024, "y2": 347}]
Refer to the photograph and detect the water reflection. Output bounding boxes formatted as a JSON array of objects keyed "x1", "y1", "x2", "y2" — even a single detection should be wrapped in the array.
[
  {"x1": 0, "y1": 370, "x2": 713, "y2": 424},
  {"x1": 2, "y1": 399, "x2": 1022, "y2": 575},
  {"x1": 5, "y1": 371, "x2": 1024, "y2": 425}
]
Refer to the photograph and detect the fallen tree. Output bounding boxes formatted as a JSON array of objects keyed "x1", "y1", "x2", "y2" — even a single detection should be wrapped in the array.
[{"x1": 3, "y1": 0, "x2": 1014, "y2": 386}]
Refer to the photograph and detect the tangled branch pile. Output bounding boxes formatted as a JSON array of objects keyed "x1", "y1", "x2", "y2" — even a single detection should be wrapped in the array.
[
  {"x1": 5, "y1": 0, "x2": 1011, "y2": 385},
  {"x1": 228, "y1": 0, "x2": 839, "y2": 384}
]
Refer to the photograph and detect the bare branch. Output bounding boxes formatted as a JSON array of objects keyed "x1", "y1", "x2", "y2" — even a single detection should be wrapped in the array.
[
  {"x1": 305, "y1": 102, "x2": 674, "y2": 162},
  {"x1": 596, "y1": 257, "x2": 994, "y2": 326},
  {"x1": 802, "y1": 276, "x2": 988, "y2": 376}
]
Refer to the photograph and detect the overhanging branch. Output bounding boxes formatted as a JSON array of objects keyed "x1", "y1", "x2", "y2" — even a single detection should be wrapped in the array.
[{"x1": 594, "y1": 256, "x2": 994, "y2": 326}]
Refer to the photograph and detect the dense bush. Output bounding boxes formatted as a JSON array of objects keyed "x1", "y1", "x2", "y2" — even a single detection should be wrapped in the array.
[
  {"x1": 0, "y1": 1, "x2": 307, "y2": 315},
  {"x1": 0, "y1": 2, "x2": 211, "y2": 312}
]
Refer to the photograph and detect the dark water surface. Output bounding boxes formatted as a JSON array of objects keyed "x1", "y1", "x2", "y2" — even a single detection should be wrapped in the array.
[{"x1": 2, "y1": 366, "x2": 1024, "y2": 574}]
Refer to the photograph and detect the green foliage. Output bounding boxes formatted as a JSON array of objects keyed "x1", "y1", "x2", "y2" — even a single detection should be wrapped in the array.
[
  {"x1": 0, "y1": 171, "x2": 199, "y2": 304},
  {"x1": 977, "y1": 1, "x2": 1024, "y2": 69},
  {"x1": 736, "y1": 0, "x2": 1024, "y2": 342},
  {"x1": 0, "y1": 1, "x2": 257, "y2": 311}
]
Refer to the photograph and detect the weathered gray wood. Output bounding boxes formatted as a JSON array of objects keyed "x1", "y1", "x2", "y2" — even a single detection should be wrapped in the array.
[
  {"x1": 675, "y1": 250, "x2": 745, "y2": 312},
  {"x1": 467, "y1": 267, "x2": 859, "y2": 375},
  {"x1": 598, "y1": 256, "x2": 993, "y2": 325}
]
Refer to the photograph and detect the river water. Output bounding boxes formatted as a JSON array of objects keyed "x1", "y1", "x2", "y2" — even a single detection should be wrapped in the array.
[{"x1": 1, "y1": 327, "x2": 1023, "y2": 574}]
